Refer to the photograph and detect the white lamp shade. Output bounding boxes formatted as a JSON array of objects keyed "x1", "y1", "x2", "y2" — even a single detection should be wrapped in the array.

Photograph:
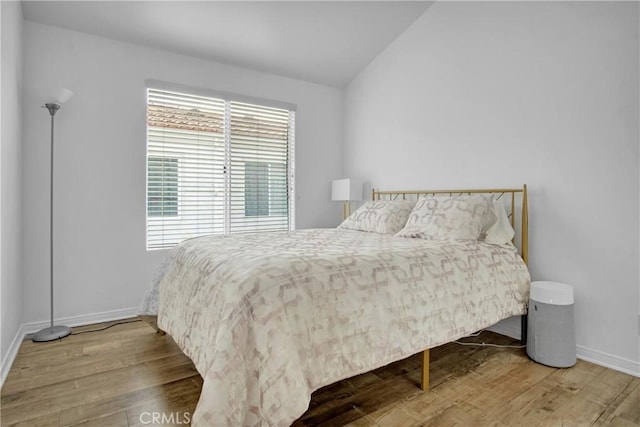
[
  {"x1": 47, "y1": 88, "x2": 74, "y2": 105},
  {"x1": 331, "y1": 178, "x2": 363, "y2": 201}
]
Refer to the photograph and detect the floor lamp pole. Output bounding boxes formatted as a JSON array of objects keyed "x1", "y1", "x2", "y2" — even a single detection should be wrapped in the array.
[{"x1": 32, "y1": 103, "x2": 72, "y2": 342}]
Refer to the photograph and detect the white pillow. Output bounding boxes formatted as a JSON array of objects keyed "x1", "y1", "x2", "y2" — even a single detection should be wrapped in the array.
[
  {"x1": 479, "y1": 200, "x2": 498, "y2": 240},
  {"x1": 395, "y1": 196, "x2": 489, "y2": 241},
  {"x1": 484, "y1": 201, "x2": 515, "y2": 245},
  {"x1": 338, "y1": 200, "x2": 416, "y2": 235}
]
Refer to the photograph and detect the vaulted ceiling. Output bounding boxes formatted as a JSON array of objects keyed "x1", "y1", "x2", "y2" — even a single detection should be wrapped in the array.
[{"x1": 22, "y1": 1, "x2": 433, "y2": 88}]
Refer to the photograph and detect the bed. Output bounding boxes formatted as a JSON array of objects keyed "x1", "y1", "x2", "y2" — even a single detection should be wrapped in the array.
[{"x1": 139, "y1": 186, "x2": 530, "y2": 427}]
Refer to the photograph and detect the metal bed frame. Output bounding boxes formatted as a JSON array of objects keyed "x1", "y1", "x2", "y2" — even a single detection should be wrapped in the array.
[{"x1": 371, "y1": 185, "x2": 529, "y2": 390}]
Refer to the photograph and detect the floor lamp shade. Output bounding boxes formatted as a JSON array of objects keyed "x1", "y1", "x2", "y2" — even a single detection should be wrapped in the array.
[
  {"x1": 331, "y1": 178, "x2": 362, "y2": 219},
  {"x1": 32, "y1": 88, "x2": 74, "y2": 343},
  {"x1": 47, "y1": 88, "x2": 74, "y2": 106}
]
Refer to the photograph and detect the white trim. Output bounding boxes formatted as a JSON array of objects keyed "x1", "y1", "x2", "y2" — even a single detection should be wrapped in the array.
[
  {"x1": 3, "y1": 309, "x2": 638, "y2": 387},
  {"x1": 288, "y1": 110, "x2": 296, "y2": 231},
  {"x1": 576, "y1": 345, "x2": 640, "y2": 378},
  {"x1": 489, "y1": 321, "x2": 640, "y2": 378},
  {"x1": 22, "y1": 306, "x2": 139, "y2": 335},
  {"x1": 0, "y1": 307, "x2": 139, "y2": 387},
  {"x1": 1, "y1": 323, "x2": 26, "y2": 386},
  {"x1": 223, "y1": 101, "x2": 231, "y2": 235},
  {"x1": 145, "y1": 79, "x2": 297, "y2": 112}
]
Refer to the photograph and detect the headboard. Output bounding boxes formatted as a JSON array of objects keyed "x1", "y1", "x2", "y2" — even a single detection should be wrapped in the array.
[{"x1": 371, "y1": 185, "x2": 528, "y2": 265}]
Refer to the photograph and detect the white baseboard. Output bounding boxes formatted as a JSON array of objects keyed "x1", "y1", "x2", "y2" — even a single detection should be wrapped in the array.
[
  {"x1": 576, "y1": 345, "x2": 640, "y2": 378},
  {"x1": 488, "y1": 318, "x2": 640, "y2": 378},
  {"x1": 0, "y1": 307, "x2": 139, "y2": 387},
  {"x1": 3, "y1": 309, "x2": 639, "y2": 387},
  {"x1": 1, "y1": 323, "x2": 29, "y2": 387},
  {"x1": 20, "y1": 307, "x2": 139, "y2": 335}
]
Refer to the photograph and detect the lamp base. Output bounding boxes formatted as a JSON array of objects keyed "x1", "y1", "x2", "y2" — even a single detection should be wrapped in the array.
[
  {"x1": 342, "y1": 200, "x2": 351, "y2": 220},
  {"x1": 32, "y1": 325, "x2": 72, "y2": 342}
]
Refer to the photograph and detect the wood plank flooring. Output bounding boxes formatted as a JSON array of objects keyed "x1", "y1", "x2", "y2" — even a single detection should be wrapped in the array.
[{"x1": 1, "y1": 319, "x2": 638, "y2": 426}]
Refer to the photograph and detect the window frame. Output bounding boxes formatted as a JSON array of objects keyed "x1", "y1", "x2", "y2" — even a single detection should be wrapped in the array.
[{"x1": 145, "y1": 81, "x2": 296, "y2": 250}]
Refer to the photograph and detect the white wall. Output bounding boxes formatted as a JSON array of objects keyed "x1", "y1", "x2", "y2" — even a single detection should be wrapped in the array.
[
  {"x1": 344, "y1": 2, "x2": 639, "y2": 370},
  {"x1": 1, "y1": 0, "x2": 24, "y2": 379},
  {"x1": 22, "y1": 22, "x2": 343, "y2": 324}
]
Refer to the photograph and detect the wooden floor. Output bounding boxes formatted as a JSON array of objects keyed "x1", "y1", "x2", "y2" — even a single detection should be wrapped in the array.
[{"x1": 1, "y1": 319, "x2": 638, "y2": 427}]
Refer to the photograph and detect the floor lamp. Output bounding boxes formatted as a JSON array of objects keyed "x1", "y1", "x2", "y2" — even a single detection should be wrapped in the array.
[{"x1": 32, "y1": 88, "x2": 74, "y2": 343}]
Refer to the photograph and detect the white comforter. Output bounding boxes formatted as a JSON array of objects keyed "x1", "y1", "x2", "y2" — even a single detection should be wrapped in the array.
[{"x1": 139, "y1": 228, "x2": 530, "y2": 426}]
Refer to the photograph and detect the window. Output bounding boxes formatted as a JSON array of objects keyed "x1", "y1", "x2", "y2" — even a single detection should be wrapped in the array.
[
  {"x1": 146, "y1": 87, "x2": 295, "y2": 250},
  {"x1": 147, "y1": 157, "x2": 178, "y2": 217},
  {"x1": 244, "y1": 162, "x2": 288, "y2": 217},
  {"x1": 244, "y1": 162, "x2": 270, "y2": 217}
]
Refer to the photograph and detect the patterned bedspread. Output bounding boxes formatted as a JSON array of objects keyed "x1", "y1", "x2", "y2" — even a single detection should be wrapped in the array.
[{"x1": 139, "y1": 228, "x2": 530, "y2": 426}]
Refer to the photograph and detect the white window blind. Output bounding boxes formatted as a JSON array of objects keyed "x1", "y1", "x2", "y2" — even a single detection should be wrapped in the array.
[{"x1": 146, "y1": 88, "x2": 295, "y2": 250}]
